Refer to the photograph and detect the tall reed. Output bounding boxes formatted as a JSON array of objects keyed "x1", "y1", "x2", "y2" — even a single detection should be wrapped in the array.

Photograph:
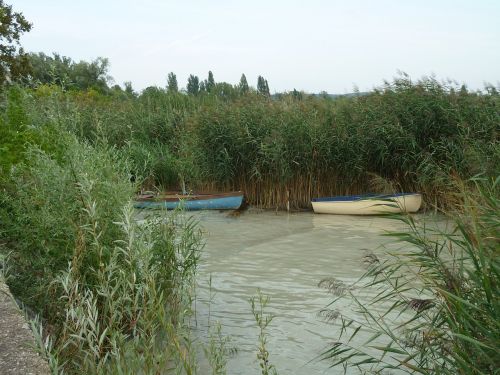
[
  {"x1": 7, "y1": 75, "x2": 499, "y2": 210},
  {"x1": 320, "y1": 176, "x2": 499, "y2": 374}
]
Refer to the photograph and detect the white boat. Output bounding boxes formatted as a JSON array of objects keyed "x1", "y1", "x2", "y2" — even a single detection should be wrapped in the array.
[{"x1": 311, "y1": 193, "x2": 422, "y2": 215}]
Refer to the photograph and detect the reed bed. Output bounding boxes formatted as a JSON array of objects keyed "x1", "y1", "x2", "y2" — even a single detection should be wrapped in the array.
[
  {"x1": 190, "y1": 80, "x2": 498, "y2": 209},
  {"x1": 19, "y1": 75, "x2": 497, "y2": 210},
  {"x1": 1, "y1": 77, "x2": 498, "y2": 374}
]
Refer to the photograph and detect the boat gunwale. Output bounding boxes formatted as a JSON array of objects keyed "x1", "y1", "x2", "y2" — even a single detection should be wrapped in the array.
[
  {"x1": 135, "y1": 191, "x2": 244, "y2": 202},
  {"x1": 311, "y1": 193, "x2": 421, "y2": 203}
]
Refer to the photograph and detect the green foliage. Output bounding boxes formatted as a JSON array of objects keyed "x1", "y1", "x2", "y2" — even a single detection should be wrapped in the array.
[
  {"x1": 6, "y1": 74, "x2": 499, "y2": 209},
  {"x1": 0, "y1": 0, "x2": 32, "y2": 85},
  {"x1": 124, "y1": 140, "x2": 180, "y2": 188},
  {"x1": 291, "y1": 89, "x2": 303, "y2": 100},
  {"x1": 257, "y1": 75, "x2": 270, "y2": 96},
  {"x1": 187, "y1": 74, "x2": 200, "y2": 95},
  {"x1": 212, "y1": 82, "x2": 239, "y2": 100},
  {"x1": 206, "y1": 70, "x2": 215, "y2": 92},
  {"x1": 321, "y1": 176, "x2": 500, "y2": 374},
  {"x1": 26, "y1": 52, "x2": 112, "y2": 93},
  {"x1": 0, "y1": 82, "x2": 214, "y2": 374},
  {"x1": 239, "y1": 73, "x2": 249, "y2": 94},
  {"x1": 0, "y1": 86, "x2": 69, "y2": 173},
  {"x1": 251, "y1": 290, "x2": 278, "y2": 375},
  {"x1": 204, "y1": 322, "x2": 231, "y2": 375},
  {"x1": 189, "y1": 76, "x2": 499, "y2": 208},
  {"x1": 59, "y1": 207, "x2": 200, "y2": 374},
  {"x1": 167, "y1": 71, "x2": 178, "y2": 93},
  {"x1": 1, "y1": 126, "x2": 205, "y2": 373},
  {"x1": 29, "y1": 204, "x2": 202, "y2": 374},
  {"x1": 123, "y1": 81, "x2": 135, "y2": 96},
  {"x1": 0, "y1": 86, "x2": 29, "y2": 171},
  {"x1": 1, "y1": 140, "x2": 134, "y2": 315}
]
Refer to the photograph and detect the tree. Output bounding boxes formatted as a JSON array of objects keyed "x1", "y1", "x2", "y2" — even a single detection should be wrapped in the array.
[
  {"x1": 0, "y1": 1, "x2": 32, "y2": 85},
  {"x1": 71, "y1": 56, "x2": 110, "y2": 92},
  {"x1": 186, "y1": 74, "x2": 199, "y2": 95},
  {"x1": 167, "y1": 72, "x2": 178, "y2": 93},
  {"x1": 199, "y1": 80, "x2": 206, "y2": 93},
  {"x1": 212, "y1": 82, "x2": 238, "y2": 100},
  {"x1": 124, "y1": 81, "x2": 135, "y2": 97},
  {"x1": 239, "y1": 74, "x2": 249, "y2": 94},
  {"x1": 292, "y1": 88, "x2": 303, "y2": 100},
  {"x1": 28, "y1": 52, "x2": 72, "y2": 88},
  {"x1": 206, "y1": 70, "x2": 215, "y2": 92},
  {"x1": 257, "y1": 75, "x2": 270, "y2": 96},
  {"x1": 319, "y1": 90, "x2": 330, "y2": 99},
  {"x1": 26, "y1": 52, "x2": 111, "y2": 92}
]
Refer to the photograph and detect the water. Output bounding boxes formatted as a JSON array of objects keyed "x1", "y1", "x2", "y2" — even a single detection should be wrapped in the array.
[{"x1": 191, "y1": 209, "x2": 411, "y2": 374}]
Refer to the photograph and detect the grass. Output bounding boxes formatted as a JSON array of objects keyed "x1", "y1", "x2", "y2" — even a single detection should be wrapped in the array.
[
  {"x1": 0, "y1": 74, "x2": 498, "y2": 374},
  {"x1": 320, "y1": 176, "x2": 500, "y2": 374},
  {"x1": 13, "y1": 75, "x2": 499, "y2": 209}
]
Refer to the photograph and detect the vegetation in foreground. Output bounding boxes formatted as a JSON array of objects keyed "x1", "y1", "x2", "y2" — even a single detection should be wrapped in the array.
[
  {"x1": 1, "y1": 133, "x2": 205, "y2": 373},
  {"x1": 320, "y1": 177, "x2": 499, "y2": 374},
  {"x1": 0, "y1": 1, "x2": 498, "y2": 373}
]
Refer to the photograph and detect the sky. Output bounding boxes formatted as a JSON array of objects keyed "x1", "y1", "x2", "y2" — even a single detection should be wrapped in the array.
[{"x1": 14, "y1": 0, "x2": 500, "y2": 93}]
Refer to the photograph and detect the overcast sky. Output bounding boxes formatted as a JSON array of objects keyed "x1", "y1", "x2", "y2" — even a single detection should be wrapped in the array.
[{"x1": 15, "y1": 0, "x2": 500, "y2": 93}]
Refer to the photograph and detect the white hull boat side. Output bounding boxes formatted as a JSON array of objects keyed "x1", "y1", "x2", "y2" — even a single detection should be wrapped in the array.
[{"x1": 312, "y1": 194, "x2": 422, "y2": 215}]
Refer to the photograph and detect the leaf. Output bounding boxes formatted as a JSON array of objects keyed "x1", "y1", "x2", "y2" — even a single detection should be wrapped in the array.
[
  {"x1": 452, "y1": 333, "x2": 494, "y2": 350},
  {"x1": 370, "y1": 345, "x2": 407, "y2": 355}
]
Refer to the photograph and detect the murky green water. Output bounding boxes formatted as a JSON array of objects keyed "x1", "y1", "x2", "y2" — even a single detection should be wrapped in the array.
[{"x1": 191, "y1": 209, "x2": 412, "y2": 374}]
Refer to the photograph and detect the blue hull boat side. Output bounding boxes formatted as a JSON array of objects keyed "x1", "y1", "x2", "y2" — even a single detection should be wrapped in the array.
[{"x1": 134, "y1": 194, "x2": 244, "y2": 210}]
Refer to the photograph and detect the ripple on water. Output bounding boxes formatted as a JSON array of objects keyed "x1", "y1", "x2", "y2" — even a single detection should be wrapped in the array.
[{"x1": 187, "y1": 210, "x2": 410, "y2": 374}]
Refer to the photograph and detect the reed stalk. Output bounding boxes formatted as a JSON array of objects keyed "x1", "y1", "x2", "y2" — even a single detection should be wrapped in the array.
[{"x1": 320, "y1": 176, "x2": 500, "y2": 374}]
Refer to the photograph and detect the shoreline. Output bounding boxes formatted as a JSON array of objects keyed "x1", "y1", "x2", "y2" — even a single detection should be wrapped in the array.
[{"x1": 0, "y1": 276, "x2": 50, "y2": 375}]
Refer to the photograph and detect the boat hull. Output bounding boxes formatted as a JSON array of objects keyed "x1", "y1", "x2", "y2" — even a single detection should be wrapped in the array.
[
  {"x1": 134, "y1": 192, "x2": 244, "y2": 211},
  {"x1": 312, "y1": 193, "x2": 422, "y2": 215}
]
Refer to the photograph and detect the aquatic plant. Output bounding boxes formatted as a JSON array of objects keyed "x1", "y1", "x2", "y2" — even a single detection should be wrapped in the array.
[
  {"x1": 251, "y1": 290, "x2": 279, "y2": 375},
  {"x1": 321, "y1": 176, "x2": 500, "y2": 374},
  {"x1": 204, "y1": 322, "x2": 231, "y2": 375},
  {"x1": 191, "y1": 77, "x2": 499, "y2": 209},
  {"x1": 16, "y1": 74, "x2": 499, "y2": 210}
]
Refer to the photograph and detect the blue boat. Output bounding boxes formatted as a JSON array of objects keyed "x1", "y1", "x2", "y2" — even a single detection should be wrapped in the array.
[{"x1": 134, "y1": 191, "x2": 245, "y2": 210}]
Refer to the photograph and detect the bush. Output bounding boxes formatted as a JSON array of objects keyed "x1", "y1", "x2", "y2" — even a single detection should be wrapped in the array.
[
  {"x1": 1, "y1": 139, "x2": 134, "y2": 318},
  {"x1": 1, "y1": 135, "x2": 204, "y2": 373}
]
